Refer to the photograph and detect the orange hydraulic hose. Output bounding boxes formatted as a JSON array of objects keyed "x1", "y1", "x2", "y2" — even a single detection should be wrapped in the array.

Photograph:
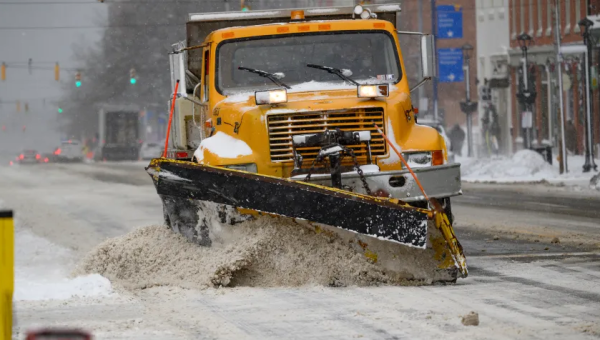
[
  {"x1": 373, "y1": 124, "x2": 430, "y2": 203},
  {"x1": 163, "y1": 80, "x2": 180, "y2": 158}
]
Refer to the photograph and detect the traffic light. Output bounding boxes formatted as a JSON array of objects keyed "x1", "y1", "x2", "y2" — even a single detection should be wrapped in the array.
[
  {"x1": 57, "y1": 107, "x2": 63, "y2": 113},
  {"x1": 129, "y1": 68, "x2": 137, "y2": 84},
  {"x1": 75, "y1": 71, "x2": 82, "y2": 87},
  {"x1": 241, "y1": 0, "x2": 250, "y2": 11},
  {"x1": 24, "y1": 102, "x2": 29, "y2": 112},
  {"x1": 55, "y1": 63, "x2": 60, "y2": 81},
  {"x1": 1, "y1": 62, "x2": 5, "y2": 81},
  {"x1": 16, "y1": 100, "x2": 20, "y2": 112}
]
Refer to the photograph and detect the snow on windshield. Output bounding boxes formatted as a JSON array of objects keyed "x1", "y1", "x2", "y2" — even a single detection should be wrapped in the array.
[{"x1": 217, "y1": 31, "x2": 401, "y2": 95}]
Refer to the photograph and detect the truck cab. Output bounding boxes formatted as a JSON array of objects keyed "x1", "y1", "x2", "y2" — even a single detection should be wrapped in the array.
[{"x1": 167, "y1": 4, "x2": 461, "y2": 207}]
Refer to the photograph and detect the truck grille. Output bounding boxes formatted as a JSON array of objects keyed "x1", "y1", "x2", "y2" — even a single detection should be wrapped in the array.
[{"x1": 267, "y1": 107, "x2": 387, "y2": 164}]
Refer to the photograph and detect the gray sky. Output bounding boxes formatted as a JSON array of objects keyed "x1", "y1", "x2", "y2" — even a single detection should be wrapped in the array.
[{"x1": 0, "y1": 0, "x2": 107, "y2": 159}]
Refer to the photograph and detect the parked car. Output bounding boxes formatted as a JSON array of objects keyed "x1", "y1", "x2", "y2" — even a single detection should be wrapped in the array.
[
  {"x1": 54, "y1": 140, "x2": 84, "y2": 163},
  {"x1": 16, "y1": 149, "x2": 42, "y2": 164},
  {"x1": 140, "y1": 142, "x2": 163, "y2": 160},
  {"x1": 417, "y1": 118, "x2": 455, "y2": 163}
]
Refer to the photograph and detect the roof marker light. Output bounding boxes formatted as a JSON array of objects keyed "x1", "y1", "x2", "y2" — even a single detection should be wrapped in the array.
[{"x1": 291, "y1": 10, "x2": 305, "y2": 21}]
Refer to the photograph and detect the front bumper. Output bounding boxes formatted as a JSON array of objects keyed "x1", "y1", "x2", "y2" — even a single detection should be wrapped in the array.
[{"x1": 290, "y1": 163, "x2": 461, "y2": 202}]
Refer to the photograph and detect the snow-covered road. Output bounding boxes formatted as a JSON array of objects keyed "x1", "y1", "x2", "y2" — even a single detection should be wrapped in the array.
[{"x1": 1, "y1": 162, "x2": 599, "y2": 339}]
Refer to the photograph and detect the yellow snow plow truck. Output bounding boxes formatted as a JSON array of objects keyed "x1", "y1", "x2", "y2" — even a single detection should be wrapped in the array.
[{"x1": 147, "y1": 4, "x2": 467, "y2": 283}]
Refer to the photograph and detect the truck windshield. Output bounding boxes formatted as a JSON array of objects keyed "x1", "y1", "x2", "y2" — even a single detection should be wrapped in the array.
[{"x1": 216, "y1": 31, "x2": 401, "y2": 95}]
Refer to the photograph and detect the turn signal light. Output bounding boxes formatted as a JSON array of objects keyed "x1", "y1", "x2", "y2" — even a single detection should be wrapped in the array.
[{"x1": 432, "y1": 150, "x2": 444, "y2": 165}]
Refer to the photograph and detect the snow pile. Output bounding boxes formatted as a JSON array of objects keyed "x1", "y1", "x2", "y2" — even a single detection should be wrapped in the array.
[
  {"x1": 14, "y1": 229, "x2": 113, "y2": 301},
  {"x1": 190, "y1": 11, "x2": 279, "y2": 21},
  {"x1": 460, "y1": 150, "x2": 600, "y2": 186},
  {"x1": 461, "y1": 150, "x2": 557, "y2": 183},
  {"x1": 194, "y1": 131, "x2": 252, "y2": 162},
  {"x1": 591, "y1": 173, "x2": 600, "y2": 191},
  {"x1": 77, "y1": 214, "x2": 420, "y2": 290}
]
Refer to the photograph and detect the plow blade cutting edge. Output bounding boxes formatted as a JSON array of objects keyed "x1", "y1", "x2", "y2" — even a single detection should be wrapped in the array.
[{"x1": 146, "y1": 158, "x2": 468, "y2": 282}]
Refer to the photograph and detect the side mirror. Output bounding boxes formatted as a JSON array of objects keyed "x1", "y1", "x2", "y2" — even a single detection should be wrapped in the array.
[
  {"x1": 420, "y1": 34, "x2": 436, "y2": 79},
  {"x1": 397, "y1": 31, "x2": 437, "y2": 93}
]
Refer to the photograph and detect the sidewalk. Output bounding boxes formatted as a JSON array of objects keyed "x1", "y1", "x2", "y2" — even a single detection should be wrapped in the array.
[{"x1": 457, "y1": 150, "x2": 600, "y2": 191}]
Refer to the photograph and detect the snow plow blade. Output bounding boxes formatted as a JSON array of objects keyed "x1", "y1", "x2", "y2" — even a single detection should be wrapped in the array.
[{"x1": 146, "y1": 158, "x2": 467, "y2": 283}]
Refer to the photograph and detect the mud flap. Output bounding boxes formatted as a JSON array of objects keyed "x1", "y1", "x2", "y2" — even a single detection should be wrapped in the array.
[{"x1": 147, "y1": 158, "x2": 430, "y2": 249}]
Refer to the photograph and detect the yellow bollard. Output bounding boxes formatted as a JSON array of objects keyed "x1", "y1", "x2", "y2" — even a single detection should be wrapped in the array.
[{"x1": 0, "y1": 210, "x2": 13, "y2": 340}]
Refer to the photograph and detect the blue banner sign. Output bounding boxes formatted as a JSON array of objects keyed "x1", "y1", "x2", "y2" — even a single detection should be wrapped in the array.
[
  {"x1": 437, "y1": 48, "x2": 464, "y2": 83},
  {"x1": 437, "y1": 5, "x2": 463, "y2": 39}
]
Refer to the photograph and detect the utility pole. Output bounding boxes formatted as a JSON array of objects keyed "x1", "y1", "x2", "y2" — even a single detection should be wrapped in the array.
[
  {"x1": 431, "y1": 0, "x2": 439, "y2": 121},
  {"x1": 578, "y1": 17, "x2": 598, "y2": 172},
  {"x1": 460, "y1": 44, "x2": 477, "y2": 157},
  {"x1": 418, "y1": 0, "x2": 424, "y2": 115},
  {"x1": 554, "y1": 0, "x2": 568, "y2": 173}
]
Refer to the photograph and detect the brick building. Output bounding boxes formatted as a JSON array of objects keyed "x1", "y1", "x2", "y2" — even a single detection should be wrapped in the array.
[{"x1": 507, "y1": 0, "x2": 599, "y2": 155}]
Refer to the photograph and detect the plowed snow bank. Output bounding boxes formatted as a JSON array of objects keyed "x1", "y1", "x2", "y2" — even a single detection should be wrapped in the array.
[{"x1": 77, "y1": 215, "x2": 416, "y2": 290}]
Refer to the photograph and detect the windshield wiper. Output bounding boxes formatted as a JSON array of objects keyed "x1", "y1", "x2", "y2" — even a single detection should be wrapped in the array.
[
  {"x1": 238, "y1": 66, "x2": 291, "y2": 89},
  {"x1": 306, "y1": 64, "x2": 359, "y2": 86}
]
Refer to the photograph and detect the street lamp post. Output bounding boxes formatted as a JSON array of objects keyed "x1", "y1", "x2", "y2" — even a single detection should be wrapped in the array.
[
  {"x1": 516, "y1": 33, "x2": 536, "y2": 150},
  {"x1": 578, "y1": 17, "x2": 598, "y2": 172},
  {"x1": 460, "y1": 43, "x2": 477, "y2": 157}
]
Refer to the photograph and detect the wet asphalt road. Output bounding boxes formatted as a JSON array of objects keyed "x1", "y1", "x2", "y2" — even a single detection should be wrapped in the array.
[{"x1": 455, "y1": 182, "x2": 600, "y2": 220}]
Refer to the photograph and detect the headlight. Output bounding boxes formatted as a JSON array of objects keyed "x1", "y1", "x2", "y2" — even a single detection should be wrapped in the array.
[
  {"x1": 402, "y1": 151, "x2": 444, "y2": 168},
  {"x1": 255, "y1": 89, "x2": 287, "y2": 105},
  {"x1": 357, "y1": 84, "x2": 389, "y2": 98},
  {"x1": 223, "y1": 163, "x2": 258, "y2": 173},
  {"x1": 353, "y1": 5, "x2": 363, "y2": 15},
  {"x1": 360, "y1": 8, "x2": 372, "y2": 19},
  {"x1": 353, "y1": 5, "x2": 377, "y2": 19}
]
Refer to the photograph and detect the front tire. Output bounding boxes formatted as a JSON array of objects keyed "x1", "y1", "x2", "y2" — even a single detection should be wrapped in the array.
[{"x1": 441, "y1": 197, "x2": 454, "y2": 225}]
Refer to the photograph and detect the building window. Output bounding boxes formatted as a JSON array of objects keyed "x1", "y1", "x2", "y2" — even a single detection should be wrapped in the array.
[
  {"x1": 512, "y1": 0, "x2": 518, "y2": 39},
  {"x1": 529, "y1": 0, "x2": 534, "y2": 35},
  {"x1": 574, "y1": 0, "x2": 582, "y2": 33},
  {"x1": 546, "y1": 0, "x2": 552, "y2": 36},
  {"x1": 564, "y1": 0, "x2": 571, "y2": 34},
  {"x1": 520, "y1": 0, "x2": 525, "y2": 34},
  {"x1": 537, "y1": 0, "x2": 543, "y2": 36}
]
